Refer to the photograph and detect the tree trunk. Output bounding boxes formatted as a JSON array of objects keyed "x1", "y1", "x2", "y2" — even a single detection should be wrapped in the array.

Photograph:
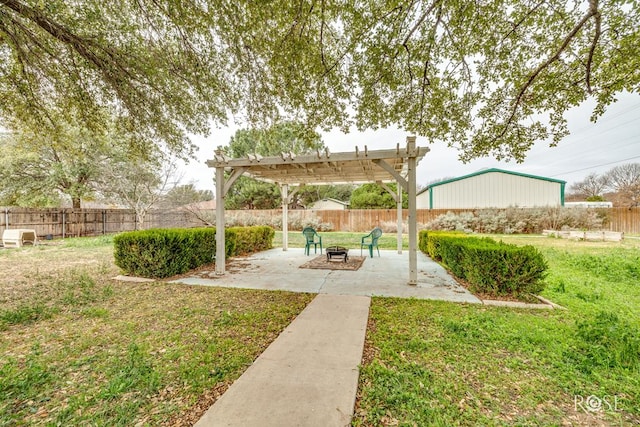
[
  {"x1": 72, "y1": 198, "x2": 81, "y2": 209},
  {"x1": 136, "y1": 209, "x2": 146, "y2": 230}
]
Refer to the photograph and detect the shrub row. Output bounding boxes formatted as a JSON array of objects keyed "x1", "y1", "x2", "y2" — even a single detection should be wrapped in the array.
[
  {"x1": 113, "y1": 226, "x2": 274, "y2": 279},
  {"x1": 419, "y1": 230, "x2": 548, "y2": 297},
  {"x1": 425, "y1": 207, "x2": 606, "y2": 234},
  {"x1": 187, "y1": 210, "x2": 334, "y2": 231}
]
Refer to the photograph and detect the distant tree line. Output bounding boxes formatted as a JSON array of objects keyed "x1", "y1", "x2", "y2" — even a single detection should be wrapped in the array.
[{"x1": 568, "y1": 163, "x2": 640, "y2": 208}]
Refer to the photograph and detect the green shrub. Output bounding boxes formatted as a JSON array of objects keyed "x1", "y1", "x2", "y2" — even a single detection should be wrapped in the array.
[
  {"x1": 230, "y1": 226, "x2": 274, "y2": 255},
  {"x1": 461, "y1": 242, "x2": 547, "y2": 296},
  {"x1": 425, "y1": 207, "x2": 604, "y2": 234},
  {"x1": 113, "y1": 226, "x2": 273, "y2": 279},
  {"x1": 419, "y1": 230, "x2": 548, "y2": 297}
]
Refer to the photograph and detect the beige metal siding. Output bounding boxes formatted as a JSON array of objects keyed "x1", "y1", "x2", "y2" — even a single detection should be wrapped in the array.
[
  {"x1": 310, "y1": 199, "x2": 348, "y2": 210},
  {"x1": 431, "y1": 172, "x2": 561, "y2": 208},
  {"x1": 416, "y1": 191, "x2": 429, "y2": 209}
]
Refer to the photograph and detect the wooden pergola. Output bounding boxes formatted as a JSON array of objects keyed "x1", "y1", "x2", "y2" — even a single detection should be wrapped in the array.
[{"x1": 207, "y1": 136, "x2": 429, "y2": 285}]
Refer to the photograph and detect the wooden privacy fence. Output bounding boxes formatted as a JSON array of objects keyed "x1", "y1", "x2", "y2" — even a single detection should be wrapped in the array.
[
  {"x1": 0, "y1": 208, "x2": 202, "y2": 239},
  {"x1": 1, "y1": 207, "x2": 639, "y2": 238},
  {"x1": 607, "y1": 207, "x2": 640, "y2": 234},
  {"x1": 275, "y1": 208, "x2": 640, "y2": 233}
]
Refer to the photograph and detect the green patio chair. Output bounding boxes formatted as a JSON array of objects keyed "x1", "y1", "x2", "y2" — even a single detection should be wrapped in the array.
[
  {"x1": 302, "y1": 227, "x2": 322, "y2": 256},
  {"x1": 361, "y1": 227, "x2": 383, "y2": 257}
]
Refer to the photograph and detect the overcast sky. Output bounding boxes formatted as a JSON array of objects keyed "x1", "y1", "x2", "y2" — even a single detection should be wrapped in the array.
[{"x1": 183, "y1": 91, "x2": 640, "y2": 192}]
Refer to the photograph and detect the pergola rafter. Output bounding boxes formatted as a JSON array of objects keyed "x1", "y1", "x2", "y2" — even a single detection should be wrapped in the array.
[{"x1": 207, "y1": 136, "x2": 428, "y2": 285}]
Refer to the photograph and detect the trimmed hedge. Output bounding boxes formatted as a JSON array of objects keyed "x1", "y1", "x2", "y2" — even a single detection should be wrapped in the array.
[
  {"x1": 419, "y1": 230, "x2": 548, "y2": 297},
  {"x1": 114, "y1": 226, "x2": 274, "y2": 279}
]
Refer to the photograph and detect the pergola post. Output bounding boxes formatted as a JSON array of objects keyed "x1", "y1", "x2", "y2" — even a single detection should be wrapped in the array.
[
  {"x1": 215, "y1": 164, "x2": 226, "y2": 275},
  {"x1": 397, "y1": 183, "x2": 403, "y2": 254},
  {"x1": 407, "y1": 136, "x2": 418, "y2": 285},
  {"x1": 281, "y1": 184, "x2": 289, "y2": 251},
  {"x1": 377, "y1": 179, "x2": 404, "y2": 255}
]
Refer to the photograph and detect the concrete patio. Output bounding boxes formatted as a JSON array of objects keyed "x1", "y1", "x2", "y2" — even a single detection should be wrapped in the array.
[{"x1": 171, "y1": 248, "x2": 481, "y2": 304}]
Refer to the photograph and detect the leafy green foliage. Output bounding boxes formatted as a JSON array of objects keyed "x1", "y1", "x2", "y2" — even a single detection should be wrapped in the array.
[
  {"x1": 225, "y1": 177, "x2": 282, "y2": 210},
  {"x1": 0, "y1": 120, "x2": 175, "y2": 209},
  {"x1": 0, "y1": 125, "x2": 103, "y2": 207},
  {"x1": 297, "y1": 184, "x2": 354, "y2": 208},
  {"x1": 420, "y1": 231, "x2": 548, "y2": 296},
  {"x1": 222, "y1": 121, "x2": 324, "y2": 158},
  {"x1": 220, "y1": 122, "x2": 325, "y2": 209},
  {"x1": 350, "y1": 183, "x2": 407, "y2": 209},
  {"x1": 113, "y1": 226, "x2": 274, "y2": 278},
  {"x1": 3, "y1": 1, "x2": 636, "y2": 164},
  {"x1": 462, "y1": 242, "x2": 548, "y2": 296}
]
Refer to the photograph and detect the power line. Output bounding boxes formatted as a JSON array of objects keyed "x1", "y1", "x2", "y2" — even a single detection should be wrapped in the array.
[
  {"x1": 550, "y1": 154, "x2": 640, "y2": 177},
  {"x1": 567, "y1": 102, "x2": 640, "y2": 135}
]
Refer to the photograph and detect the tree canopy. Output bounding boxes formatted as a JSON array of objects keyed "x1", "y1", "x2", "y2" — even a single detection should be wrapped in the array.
[
  {"x1": 604, "y1": 163, "x2": 640, "y2": 207},
  {"x1": 0, "y1": 119, "x2": 116, "y2": 207},
  {"x1": 220, "y1": 121, "x2": 325, "y2": 209},
  {"x1": 1, "y1": 1, "x2": 638, "y2": 162},
  {"x1": 350, "y1": 183, "x2": 408, "y2": 209},
  {"x1": 0, "y1": 115, "x2": 177, "y2": 209}
]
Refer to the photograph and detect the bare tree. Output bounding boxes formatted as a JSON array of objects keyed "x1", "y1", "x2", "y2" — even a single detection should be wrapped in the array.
[
  {"x1": 99, "y1": 154, "x2": 182, "y2": 228},
  {"x1": 569, "y1": 172, "x2": 609, "y2": 200},
  {"x1": 604, "y1": 163, "x2": 640, "y2": 208}
]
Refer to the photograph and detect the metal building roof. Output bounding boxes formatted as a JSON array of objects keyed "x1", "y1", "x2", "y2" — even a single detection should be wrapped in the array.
[{"x1": 426, "y1": 168, "x2": 566, "y2": 188}]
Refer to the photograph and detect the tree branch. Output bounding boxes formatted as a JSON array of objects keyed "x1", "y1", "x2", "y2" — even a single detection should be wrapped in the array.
[
  {"x1": 586, "y1": 0, "x2": 602, "y2": 93},
  {"x1": 500, "y1": 1, "x2": 601, "y2": 139},
  {"x1": 402, "y1": 0, "x2": 440, "y2": 47}
]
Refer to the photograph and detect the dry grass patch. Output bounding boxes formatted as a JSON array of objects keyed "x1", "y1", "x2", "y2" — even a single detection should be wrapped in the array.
[{"x1": 0, "y1": 236, "x2": 314, "y2": 426}]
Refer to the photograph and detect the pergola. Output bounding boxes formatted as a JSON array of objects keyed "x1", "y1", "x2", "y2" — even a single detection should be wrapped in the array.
[{"x1": 207, "y1": 136, "x2": 429, "y2": 285}]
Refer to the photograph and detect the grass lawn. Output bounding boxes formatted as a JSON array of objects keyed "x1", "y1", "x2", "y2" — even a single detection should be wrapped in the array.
[
  {"x1": 354, "y1": 235, "x2": 640, "y2": 426},
  {"x1": 2, "y1": 232, "x2": 639, "y2": 426},
  {"x1": 0, "y1": 236, "x2": 314, "y2": 426},
  {"x1": 274, "y1": 230, "x2": 409, "y2": 251}
]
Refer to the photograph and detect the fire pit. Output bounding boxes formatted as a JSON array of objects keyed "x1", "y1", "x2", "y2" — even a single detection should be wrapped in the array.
[{"x1": 326, "y1": 246, "x2": 349, "y2": 263}]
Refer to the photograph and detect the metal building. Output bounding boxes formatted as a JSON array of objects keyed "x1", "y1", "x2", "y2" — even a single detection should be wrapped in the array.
[
  {"x1": 309, "y1": 198, "x2": 350, "y2": 210},
  {"x1": 418, "y1": 168, "x2": 566, "y2": 209}
]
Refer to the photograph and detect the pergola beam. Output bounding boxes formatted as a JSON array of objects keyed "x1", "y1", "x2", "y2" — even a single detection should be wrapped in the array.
[
  {"x1": 223, "y1": 167, "x2": 248, "y2": 195},
  {"x1": 373, "y1": 159, "x2": 408, "y2": 192}
]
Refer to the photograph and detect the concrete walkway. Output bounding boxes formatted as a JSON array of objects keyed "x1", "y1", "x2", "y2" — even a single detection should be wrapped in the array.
[{"x1": 194, "y1": 294, "x2": 371, "y2": 427}]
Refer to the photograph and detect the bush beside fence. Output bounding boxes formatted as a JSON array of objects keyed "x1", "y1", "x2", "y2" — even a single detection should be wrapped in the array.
[
  {"x1": 419, "y1": 230, "x2": 548, "y2": 297},
  {"x1": 113, "y1": 226, "x2": 274, "y2": 279},
  {"x1": 2, "y1": 206, "x2": 639, "y2": 237}
]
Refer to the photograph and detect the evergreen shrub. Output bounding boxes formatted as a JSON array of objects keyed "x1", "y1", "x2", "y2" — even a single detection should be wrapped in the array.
[
  {"x1": 113, "y1": 226, "x2": 273, "y2": 278},
  {"x1": 419, "y1": 230, "x2": 548, "y2": 296}
]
